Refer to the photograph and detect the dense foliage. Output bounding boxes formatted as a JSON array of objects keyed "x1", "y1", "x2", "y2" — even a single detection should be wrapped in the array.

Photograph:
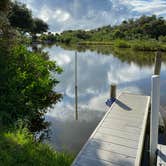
[
  {"x1": 0, "y1": 126, "x2": 74, "y2": 166},
  {"x1": 8, "y1": 1, "x2": 48, "y2": 34},
  {"x1": 0, "y1": 0, "x2": 63, "y2": 132},
  {"x1": 0, "y1": 43, "x2": 62, "y2": 131},
  {"x1": 0, "y1": 1, "x2": 74, "y2": 165},
  {"x1": 59, "y1": 15, "x2": 166, "y2": 43},
  {"x1": 40, "y1": 15, "x2": 166, "y2": 48}
]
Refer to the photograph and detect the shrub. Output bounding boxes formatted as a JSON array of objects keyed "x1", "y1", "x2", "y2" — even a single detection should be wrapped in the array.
[
  {"x1": 114, "y1": 40, "x2": 130, "y2": 48},
  {"x1": 159, "y1": 36, "x2": 166, "y2": 42},
  {"x1": 0, "y1": 127, "x2": 74, "y2": 166},
  {"x1": 0, "y1": 44, "x2": 62, "y2": 131}
]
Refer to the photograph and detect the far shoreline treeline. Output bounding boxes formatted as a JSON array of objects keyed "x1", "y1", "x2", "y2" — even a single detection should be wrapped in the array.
[{"x1": 38, "y1": 15, "x2": 166, "y2": 51}]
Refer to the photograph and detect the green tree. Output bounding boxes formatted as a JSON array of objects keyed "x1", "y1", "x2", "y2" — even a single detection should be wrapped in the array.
[
  {"x1": 1, "y1": 0, "x2": 62, "y2": 131},
  {"x1": 31, "y1": 18, "x2": 48, "y2": 34},
  {"x1": 8, "y1": 2, "x2": 34, "y2": 32},
  {"x1": 143, "y1": 18, "x2": 166, "y2": 40},
  {"x1": 112, "y1": 29, "x2": 125, "y2": 39},
  {"x1": 8, "y1": 2, "x2": 49, "y2": 34}
]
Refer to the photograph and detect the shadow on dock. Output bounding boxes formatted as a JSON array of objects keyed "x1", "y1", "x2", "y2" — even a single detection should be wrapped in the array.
[{"x1": 115, "y1": 99, "x2": 132, "y2": 111}]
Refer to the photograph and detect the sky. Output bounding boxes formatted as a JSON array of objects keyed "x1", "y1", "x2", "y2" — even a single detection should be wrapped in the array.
[{"x1": 18, "y1": 0, "x2": 166, "y2": 32}]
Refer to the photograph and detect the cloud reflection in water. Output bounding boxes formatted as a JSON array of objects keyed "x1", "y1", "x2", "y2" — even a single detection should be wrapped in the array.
[{"x1": 44, "y1": 45, "x2": 166, "y2": 153}]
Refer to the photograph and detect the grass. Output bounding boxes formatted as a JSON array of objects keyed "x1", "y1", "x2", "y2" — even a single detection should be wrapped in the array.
[
  {"x1": 78, "y1": 39, "x2": 166, "y2": 51},
  {"x1": 78, "y1": 41, "x2": 113, "y2": 45},
  {"x1": 131, "y1": 40, "x2": 166, "y2": 51},
  {"x1": 0, "y1": 127, "x2": 74, "y2": 166},
  {"x1": 113, "y1": 39, "x2": 166, "y2": 51},
  {"x1": 113, "y1": 40, "x2": 130, "y2": 48}
]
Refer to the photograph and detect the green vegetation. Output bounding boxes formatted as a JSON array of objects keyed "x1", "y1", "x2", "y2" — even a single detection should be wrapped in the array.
[
  {"x1": 0, "y1": 1, "x2": 73, "y2": 165},
  {"x1": 41, "y1": 15, "x2": 166, "y2": 51},
  {"x1": 113, "y1": 40, "x2": 130, "y2": 48},
  {"x1": 113, "y1": 40, "x2": 166, "y2": 51},
  {"x1": 60, "y1": 15, "x2": 166, "y2": 42},
  {"x1": 57, "y1": 43, "x2": 166, "y2": 67},
  {"x1": 8, "y1": 1, "x2": 48, "y2": 34},
  {"x1": 0, "y1": 126, "x2": 74, "y2": 166},
  {"x1": 0, "y1": 44, "x2": 62, "y2": 131},
  {"x1": 159, "y1": 35, "x2": 166, "y2": 42},
  {"x1": 0, "y1": 0, "x2": 61, "y2": 131}
]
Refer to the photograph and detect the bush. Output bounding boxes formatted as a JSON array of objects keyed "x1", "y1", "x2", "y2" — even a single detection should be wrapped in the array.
[
  {"x1": 131, "y1": 40, "x2": 166, "y2": 51},
  {"x1": 0, "y1": 127, "x2": 74, "y2": 166},
  {"x1": 114, "y1": 40, "x2": 130, "y2": 48},
  {"x1": 159, "y1": 36, "x2": 166, "y2": 42},
  {"x1": 0, "y1": 44, "x2": 62, "y2": 131}
]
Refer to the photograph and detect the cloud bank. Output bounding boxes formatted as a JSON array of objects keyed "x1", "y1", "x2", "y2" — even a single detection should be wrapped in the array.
[{"x1": 18, "y1": 0, "x2": 166, "y2": 32}]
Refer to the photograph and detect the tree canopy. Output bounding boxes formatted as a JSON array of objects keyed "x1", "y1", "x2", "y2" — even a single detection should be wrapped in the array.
[
  {"x1": 56, "y1": 15, "x2": 166, "y2": 44},
  {"x1": 31, "y1": 18, "x2": 49, "y2": 34},
  {"x1": 0, "y1": 0, "x2": 61, "y2": 132},
  {"x1": 8, "y1": 2, "x2": 48, "y2": 34}
]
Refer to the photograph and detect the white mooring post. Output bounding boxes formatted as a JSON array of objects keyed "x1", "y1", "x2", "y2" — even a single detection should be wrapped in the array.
[{"x1": 150, "y1": 75, "x2": 160, "y2": 166}]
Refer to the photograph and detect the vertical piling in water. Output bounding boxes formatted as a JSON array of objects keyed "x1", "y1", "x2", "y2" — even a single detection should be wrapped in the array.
[
  {"x1": 154, "y1": 51, "x2": 162, "y2": 75},
  {"x1": 110, "y1": 84, "x2": 116, "y2": 99},
  {"x1": 150, "y1": 75, "x2": 160, "y2": 166},
  {"x1": 75, "y1": 51, "x2": 78, "y2": 120}
]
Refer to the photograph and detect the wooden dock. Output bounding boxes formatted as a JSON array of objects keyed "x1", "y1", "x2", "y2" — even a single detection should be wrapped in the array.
[
  {"x1": 72, "y1": 93, "x2": 150, "y2": 166},
  {"x1": 157, "y1": 144, "x2": 166, "y2": 166}
]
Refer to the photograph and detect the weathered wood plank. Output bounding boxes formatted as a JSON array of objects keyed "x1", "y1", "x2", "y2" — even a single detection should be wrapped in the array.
[
  {"x1": 97, "y1": 127, "x2": 140, "y2": 141},
  {"x1": 103, "y1": 119, "x2": 142, "y2": 128},
  {"x1": 94, "y1": 132, "x2": 139, "y2": 149},
  {"x1": 101, "y1": 125, "x2": 141, "y2": 135},
  {"x1": 87, "y1": 139, "x2": 137, "y2": 157},
  {"x1": 81, "y1": 148, "x2": 135, "y2": 166},
  {"x1": 75, "y1": 155, "x2": 121, "y2": 166},
  {"x1": 72, "y1": 93, "x2": 150, "y2": 166},
  {"x1": 102, "y1": 122, "x2": 141, "y2": 133}
]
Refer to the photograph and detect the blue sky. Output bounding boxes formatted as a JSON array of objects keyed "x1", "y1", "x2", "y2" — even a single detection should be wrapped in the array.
[{"x1": 18, "y1": 0, "x2": 166, "y2": 32}]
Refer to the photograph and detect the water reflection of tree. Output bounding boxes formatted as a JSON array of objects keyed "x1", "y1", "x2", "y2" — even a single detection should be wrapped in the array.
[{"x1": 55, "y1": 44, "x2": 166, "y2": 67}]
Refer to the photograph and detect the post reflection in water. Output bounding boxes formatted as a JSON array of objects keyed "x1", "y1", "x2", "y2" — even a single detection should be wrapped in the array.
[
  {"x1": 75, "y1": 51, "x2": 78, "y2": 120},
  {"x1": 44, "y1": 45, "x2": 166, "y2": 154}
]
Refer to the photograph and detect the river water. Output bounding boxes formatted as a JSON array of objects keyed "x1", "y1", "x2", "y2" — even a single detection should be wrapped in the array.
[{"x1": 43, "y1": 45, "x2": 166, "y2": 154}]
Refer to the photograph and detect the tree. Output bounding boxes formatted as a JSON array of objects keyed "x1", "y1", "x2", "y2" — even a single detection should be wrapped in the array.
[
  {"x1": 8, "y1": 2, "x2": 49, "y2": 34},
  {"x1": 112, "y1": 29, "x2": 125, "y2": 39},
  {"x1": 31, "y1": 18, "x2": 48, "y2": 34},
  {"x1": 142, "y1": 18, "x2": 166, "y2": 40},
  {"x1": 0, "y1": 0, "x2": 61, "y2": 132},
  {"x1": 0, "y1": 45, "x2": 62, "y2": 131},
  {"x1": 8, "y1": 2, "x2": 34, "y2": 32}
]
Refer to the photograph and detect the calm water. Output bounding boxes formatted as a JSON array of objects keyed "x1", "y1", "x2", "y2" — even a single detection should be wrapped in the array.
[{"x1": 43, "y1": 45, "x2": 166, "y2": 154}]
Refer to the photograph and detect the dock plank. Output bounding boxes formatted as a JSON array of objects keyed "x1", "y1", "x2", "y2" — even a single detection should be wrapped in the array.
[
  {"x1": 87, "y1": 139, "x2": 137, "y2": 157},
  {"x1": 72, "y1": 93, "x2": 150, "y2": 166},
  {"x1": 81, "y1": 148, "x2": 135, "y2": 166},
  {"x1": 94, "y1": 132, "x2": 139, "y2": 149},
  {"x1": 97, "y1": 127, "x2": 140, "y2": 141}
]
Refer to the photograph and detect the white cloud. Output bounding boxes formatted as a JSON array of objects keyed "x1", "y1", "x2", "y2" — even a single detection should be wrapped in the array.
[
  {"x1": 49, "y1": 53, "x2": 71, "y2": 65},
  {"x1": 38, "y1": 5, "x2": 71, "y2": 22},
  {"x1": 53, "y1": 9, "x2": 71, "y2": 22},
  {"x1": 39, "y1": 6, "x2": 51, "y2": 22},
  {"x1": 120, "y1": 0, "x2": 166, "y2": 15},
  {"x1": 18, "y1": 0, "x2": 36, "y2": 12},
  {"x1": 107, "y1": 62, "x2": 153, "y2": 84},
  {"x1": 18, "y1": 0, "x2": 166, "y2": 33}
]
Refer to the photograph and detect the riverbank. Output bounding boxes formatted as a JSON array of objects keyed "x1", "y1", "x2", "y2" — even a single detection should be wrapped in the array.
[
  {"x1": 0, "y1": 126, "x2": 74, "y2": 166},
  {"x1": 78, "y1": 40, "x2": 166, "y2": 51},
  {"x1": 39, "y1": 39, "x2": 166, "y2": 52}
]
